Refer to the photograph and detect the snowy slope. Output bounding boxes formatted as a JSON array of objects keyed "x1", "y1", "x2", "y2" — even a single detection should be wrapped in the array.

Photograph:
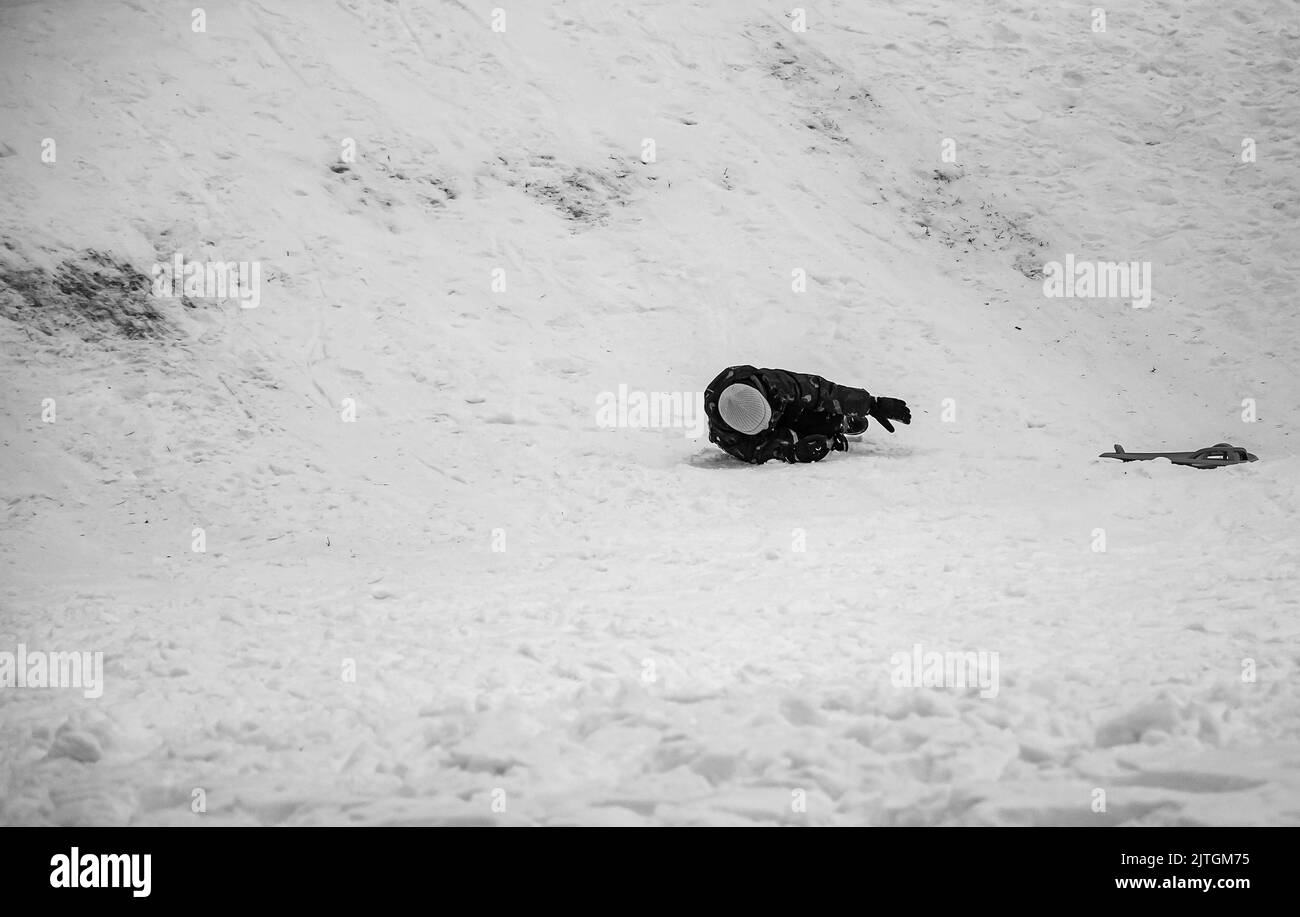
[{"x1": 1, "y1": 0, "x2": 1298, "y2": 825}]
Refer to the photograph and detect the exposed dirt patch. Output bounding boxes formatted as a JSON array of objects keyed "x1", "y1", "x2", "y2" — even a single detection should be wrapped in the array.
[
  {"x1": 491, "y1": 154, "x2": 644, "y2": 227},
  {"x1": 750, "y1": 26, "x2": 877, "y2": 148},
  {"x1": 0, "y1": 248, "x2": 181, "y2": 341},
  {"x1": 911, "y1": 171, "x2": 1049, "y2": 278},
  {"x1": 328, "y1": 151, "x2": 459, "y2": 214}
]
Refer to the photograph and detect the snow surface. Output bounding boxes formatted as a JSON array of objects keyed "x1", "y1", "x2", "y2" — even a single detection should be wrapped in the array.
[{"x1": 1, "y1": 0, "x2": 1298, "y2": 826}]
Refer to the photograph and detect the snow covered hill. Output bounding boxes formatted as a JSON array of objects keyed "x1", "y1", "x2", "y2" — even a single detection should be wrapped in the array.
[{"x1": 1, "y1": 0, "x2": 1297, "y2": 825}]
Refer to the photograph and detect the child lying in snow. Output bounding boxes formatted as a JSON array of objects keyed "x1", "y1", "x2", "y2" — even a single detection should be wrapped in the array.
[{"x1": 705, "y1": 365, "x2": 911, "y2": 464}]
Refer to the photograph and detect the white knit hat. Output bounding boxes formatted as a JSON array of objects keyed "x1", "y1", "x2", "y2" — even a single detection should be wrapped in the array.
[{"x1": 718, "y1": 383, "x2": 772, "y2": 435}]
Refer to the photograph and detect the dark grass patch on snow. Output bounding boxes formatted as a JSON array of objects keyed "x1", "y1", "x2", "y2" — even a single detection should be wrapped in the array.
[
  {"x1": 327, "y1": 153, "x2": 458, "y2": 214},
  {"x1": 911, "y1": 171, "x2": 1049, "y2": 278},
  {"x1": 523, "y1": 167, "x2": 625, "y2": 223},
  {"x1": 492, "y1": 154, "x2": 643, "y2": 228},
  {"x1": 0, "y1": 249, "x2": 181, "y2": 341},
  {"x1": 746, "y1": 24, "x2": 877, "y2": 148}
]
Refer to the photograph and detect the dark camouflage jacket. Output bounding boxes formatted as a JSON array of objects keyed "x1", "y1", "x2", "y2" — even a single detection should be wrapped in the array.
[{"x1": 704, "y1": 365, "x2": 874, "y2": 464}]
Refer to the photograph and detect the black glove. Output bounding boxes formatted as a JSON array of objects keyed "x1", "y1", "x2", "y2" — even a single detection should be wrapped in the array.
[
  {"x1": 791, "y1": 434, "x2": 832, "y2": 463},
  {"x1": 843, "y1": 414, "x2": 870, "y2": 436},
  {"x1": 867, "y1": 396, "x2": 911, "y2": 433},
  {"x1": 752, "y1": 428, "x2": 798, "y2": 464},
  {"x1": 830, "y1": 431, "x2": 849, "y2": 452}
]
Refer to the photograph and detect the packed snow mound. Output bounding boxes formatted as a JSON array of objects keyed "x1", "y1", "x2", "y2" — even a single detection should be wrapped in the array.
[{"x1": 1, "y1": 0, "x2": 1298, "y2": 825}]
